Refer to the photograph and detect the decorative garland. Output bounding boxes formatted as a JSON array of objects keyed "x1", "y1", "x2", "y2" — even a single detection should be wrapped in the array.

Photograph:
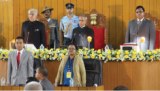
[{"x1": 0, "y1": 48, "x2": 160, "y2": 62}]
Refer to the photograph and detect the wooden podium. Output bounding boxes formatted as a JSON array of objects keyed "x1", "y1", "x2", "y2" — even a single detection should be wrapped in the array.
[{"x1": 2, "y1": 61, "x2": 160, "y2": 90}]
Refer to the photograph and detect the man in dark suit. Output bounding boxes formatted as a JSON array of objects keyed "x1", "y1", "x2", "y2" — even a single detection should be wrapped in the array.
[
  {"x1": 41, "y1": 6, "x2": 59, "y2": 48},
  {"x1": 125, "y1": 5, "x2": 156, "y2": 51},
  {"x1": 7, "y1": 36, "x2": 34, "y2": 86},
  {"x1": 21, "y1": 8, "x2": 46, "y2": 48},
  {"x1": 35, "y1": 67, "x2": 53, "y2": 90},
  {"x1": 72, "y1": 15, "x2": 94, "y2": 48}
]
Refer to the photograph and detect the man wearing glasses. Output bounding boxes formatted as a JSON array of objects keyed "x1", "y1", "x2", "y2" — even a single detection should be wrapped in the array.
[{"x1": 125, "y1": 5, "x2": 155, "y2": 51}]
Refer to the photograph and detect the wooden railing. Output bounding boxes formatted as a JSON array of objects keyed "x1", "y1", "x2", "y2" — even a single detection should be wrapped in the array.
[
  {"x1": 0, "y1": 86, "x2": 24, "y2": 90},
  {"x1": 0, "y1": 86, "x2": 104, "y2": 90}
]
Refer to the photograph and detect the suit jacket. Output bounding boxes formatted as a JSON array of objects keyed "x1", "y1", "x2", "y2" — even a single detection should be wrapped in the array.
[
  {"x1": 55, "y1": 55, "x2": 86, "y2": 87},
  {"x1": 40, "y1": 78, "x2": 53, "y2": 90},
  {"x1": 125, "y1": 18, "x2": 156, "y2": 51},
  {"x1": 21, "y1": 20, "x2": 46, "y2": 48},
  {"x1": 48, "y1": 19, "x2": 59, "y2": 48},
  {"x1": 7, "y1": 49, "x2": 34, "y2": 86},
  {"x1": 72, "y1": 26, "x2": 94, "y2": 48}
]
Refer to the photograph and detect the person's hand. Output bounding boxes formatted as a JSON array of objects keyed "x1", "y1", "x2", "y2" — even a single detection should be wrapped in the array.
[{"x1": 65, "y1": 23, "x2": 72, "y2": 34}]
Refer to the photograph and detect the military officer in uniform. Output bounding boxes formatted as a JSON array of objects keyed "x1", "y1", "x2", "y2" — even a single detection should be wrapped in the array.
[
  {"x1": 41, "y1": 6, "x2": 59, "y2": 49},
  {"x1": 60, "y1": 3, "x2": 79, "y2": 46}
]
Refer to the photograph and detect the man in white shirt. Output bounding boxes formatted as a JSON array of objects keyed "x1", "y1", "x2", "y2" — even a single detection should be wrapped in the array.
[{"x1": 7, "y1": 36, "x2": 34, "y2": 86}]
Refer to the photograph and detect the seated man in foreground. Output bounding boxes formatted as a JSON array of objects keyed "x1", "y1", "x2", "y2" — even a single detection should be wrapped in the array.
[{"x1": 35, "y1": 67, "x2": 54, "y2": 90}]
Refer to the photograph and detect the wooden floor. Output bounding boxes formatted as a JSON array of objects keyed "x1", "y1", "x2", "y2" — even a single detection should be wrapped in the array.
[{"x1": 1, "y1": 61, "x2": 160, "y2": 90}]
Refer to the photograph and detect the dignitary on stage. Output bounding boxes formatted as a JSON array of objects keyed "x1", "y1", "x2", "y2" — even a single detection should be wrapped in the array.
[
  {"x1": 125, "y1": 6, "x2": 156, "y2": 51},
  {"x1": 60, "y1": 3, "x2": 79, "y2": 46},
  {"x1": 55, "y1": 43, "x2": 86, "y2": 87},
  {"x1": 72, "y1": 15, "x2": 94, "y2": 48},
  {"x1": 21, "y1": 8, "x2": 46, "y2": 48},
  {"x1": 7, "y1": 36, "x2": 34, "y2": 86},
  {"x1": 41, "y1": 6, "x2": 59, "y2": 48}
]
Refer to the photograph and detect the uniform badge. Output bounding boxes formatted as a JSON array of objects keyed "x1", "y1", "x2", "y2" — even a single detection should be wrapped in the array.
[{"x1": 49, "y1": 24, "x2": 56, "y2": 28}]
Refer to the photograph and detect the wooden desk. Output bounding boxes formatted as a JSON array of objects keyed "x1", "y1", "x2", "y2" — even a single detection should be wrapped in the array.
[
  {"x1": 0, "y1": 86, "x2": 104, "y2": 90},
  {"x1": 0, "y1": 86, "x2": 24, "y2": 90},
  {"x1": 1, "y1": 61, "x2": 160, "y2": 90},
  {"x1": 55, "y1": 86, "x2": 104, "y2": 90}
]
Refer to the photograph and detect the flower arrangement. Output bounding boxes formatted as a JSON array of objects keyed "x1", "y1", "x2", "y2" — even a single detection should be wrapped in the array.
[
  {"x1": 0, "y1": 48, "x2": 160, "y2": 62},
  {"x1": 0, "y1": 49, "x2": 10, "y2": 61},
  {"x1": 33, "y1": 48, "x2": 68, "y2": 61}
]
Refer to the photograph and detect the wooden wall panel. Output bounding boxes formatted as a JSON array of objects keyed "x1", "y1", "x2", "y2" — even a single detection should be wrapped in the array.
[
  {"x1": 108, "y1": 0, "x2": 116, "y2": 48},
  {"x1": 117, "y1": 62, "x2": 132, "y2": 90},
  {"x1": 148, "y1": 62, "x2": 159, "y2": 89},
  {"x1": 0, "y1": 0, "x2": 5, "y2": 48},
  {"x1": 122, "y1": 0, "x2": 129, "y2": 44},
  {"x1": 57, "y1": 0, "x2": 64, "y2": 45},
  {"x1": 8, "y1": 0, "x2": 13, "y2": 48},
  {"x1": 13, "y1": 0, "x2": 19, "y2": 41},
  {"x1": 77, "y1": 0, "x2": 84, "y2": 15},
  {"x1": 52, "y1": 0, "x2": 58, "y2": 19},
  {"x1": 0, "y1": 61, "x2": 7, "y2": 80},
  {"x1": 45, "y1": 0, "x2": 51, "y2": 7},
  {"x1": 3, "y1": 1, "x2": 9, "y2": 48},
  {"x1": 96, "y1": 0, "x2": 102, "y2": 14},
  {"x1": 115, "y1": 0, "x2": 123, "y2": 48},
  {"x1": 38, "y1": 0, "x2": 45, "y2": 14},
  {"x1": 19, "y1": 0, "x2": 25, "y2": 36},
  {"x1": 0, "y1": 0, "x2": 13, "y2": 48},
  {"x1": 44, "y1": 61, "x2": 60, "y2": 84},
  {"x1": 89, "y1": 0, "x2": 96, "y2": 12},
  {"x1": 132, "y1": 62, "x2": 149, "y2": 90},
  {"x1": 33, "y1": 0, "x2": 39, "y2": 11},
  {"x1": 0, "y1": 0, "x2": 160, "y2": 49}
]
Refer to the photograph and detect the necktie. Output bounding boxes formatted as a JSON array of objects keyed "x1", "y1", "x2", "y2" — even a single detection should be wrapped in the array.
[
  {"x1": 137, "y1": 20, "x2": 142, "y2": 30},
  {"x1": 17, "y1": 52, "x2": 20, "y2": 67}
]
